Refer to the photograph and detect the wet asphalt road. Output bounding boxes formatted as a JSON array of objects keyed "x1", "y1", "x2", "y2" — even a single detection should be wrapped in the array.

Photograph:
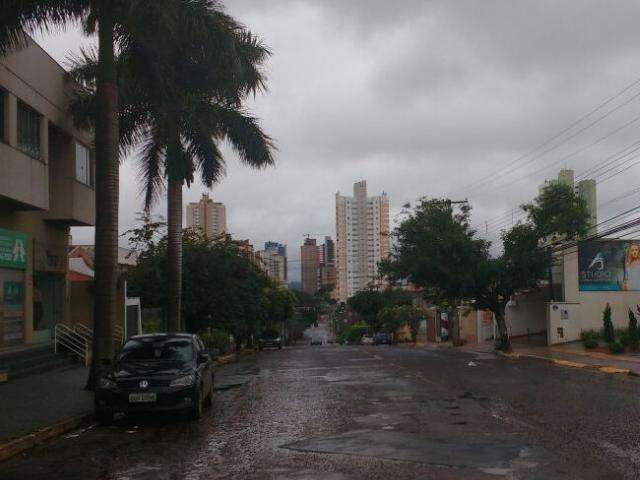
[{"x1": 2, "y1": 342, "x2": 640, "y2": 480}]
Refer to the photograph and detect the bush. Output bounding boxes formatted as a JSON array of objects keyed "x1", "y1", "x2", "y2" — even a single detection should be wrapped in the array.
[
  {"x1": 580, "y1": 329, "x2": 599, "y2": 342},
  {"x1": 584, "y1": 338, "x2": 598, "y2": 349},
  {"x1": 608, "y1": 340, "x2": 624, "y2": 354},
  {"x1": 620, "y1": 332, "x2": 630, "y2": 347},
  {"x1": 628, "y1": 308, "x2": 639, "y2": 350},
  {"x1": 338, "y1": 323, "x2": 369, "y2": 345},
  {"x1": 200, "y1": 328, "x2": 230, "y2": 356},
  {"x1": 603, "y1": 304, "x2": 615, "y2": 344}
]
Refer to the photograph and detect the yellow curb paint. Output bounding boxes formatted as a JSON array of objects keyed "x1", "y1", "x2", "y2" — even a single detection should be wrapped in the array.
[
  {"x1": 599, "y1": 366, "x2": 631, "y2": 375},
  {"x1": 503, "y1": 352, "x2": 520, "y2": 359},
  {"x1": 553, "y1": 359, "x2": 586, "y2": 369}
]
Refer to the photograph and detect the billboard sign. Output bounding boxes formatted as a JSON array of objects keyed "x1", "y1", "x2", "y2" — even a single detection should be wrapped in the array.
[
  {"x1": 0, "y1": 228, "x2": 28, "y2": 270},
  {"x1": 578, "y1": 240, "x2": 640, "y2": 291}
]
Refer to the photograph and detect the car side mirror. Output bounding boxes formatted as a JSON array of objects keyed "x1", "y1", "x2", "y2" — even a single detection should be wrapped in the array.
[{"x1": 198, "y1": 353, "x2": 210, "y2": 364}]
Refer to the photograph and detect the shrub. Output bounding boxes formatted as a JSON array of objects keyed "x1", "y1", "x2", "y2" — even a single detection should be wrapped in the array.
[
  {"x1": 584, "y1": 338, "x2": 598, "y2": 349},
  {"x1": 620, "y1": 332, "x2": 630, "y2": 347},
  {"x1": 200, "y1": 328, "x2": 230, "y2": 356},
  {"x1": 608, "y1": 340, "x2": 624, "y2": 354},
  {"x1": 580, "y1": 329, "x2": 599, "y2": 342},
  {"x1": 628, "y1": 308, "x2": 639, "y2": 350},
  {"x1": 338, "y1": 323, "x2": 369, "y2": 345},
  {"x1": 602, "y1": 304, "x2": 615, "y2": 344}
]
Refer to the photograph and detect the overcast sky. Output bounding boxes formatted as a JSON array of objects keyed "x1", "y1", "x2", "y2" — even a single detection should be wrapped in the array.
[{"x1": 35, "y1": 0, "x2": 640, "y2": 281}]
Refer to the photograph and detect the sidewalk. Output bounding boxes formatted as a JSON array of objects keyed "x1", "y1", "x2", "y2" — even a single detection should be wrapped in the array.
[
  {"x1": 463, "y1": 339, "x2": 640, "y2": 376},
  {"x1": 0, "y1": 366, "x2": 93, "y2": 443}
]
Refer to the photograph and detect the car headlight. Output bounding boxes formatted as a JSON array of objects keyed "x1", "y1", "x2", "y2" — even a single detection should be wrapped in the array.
[
  {"x1": 98, "y1": 377, "x2": 117, "y2": 390},
  {"x1": 170, "y1": 374, "x2": 195, "y2": 387},
  {"x1": 274, "y1": 337, "x2": 281, "y2": 342}
]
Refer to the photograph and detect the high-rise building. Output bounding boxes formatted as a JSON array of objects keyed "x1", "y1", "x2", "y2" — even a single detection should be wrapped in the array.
[
  {"x1": 319, "y1": 236, "x2": 337, "y2": 294},
  {"x1": 259, "y1": 242, "x2": 288, "y2": 286},
  {"x1": 335, "y1": 181, "x2": 390, "y2": 302},
  {"x1": 186, "y1": 193, "x2": 227, "y2": 238},
  {"x1": 300, "y1": 237, "x2": 319, "y2": 295}
]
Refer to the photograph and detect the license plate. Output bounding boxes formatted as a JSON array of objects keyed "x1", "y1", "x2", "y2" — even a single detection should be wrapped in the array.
[{"x1": 129, "y1": 392, "x2": 157, "y2": 403}]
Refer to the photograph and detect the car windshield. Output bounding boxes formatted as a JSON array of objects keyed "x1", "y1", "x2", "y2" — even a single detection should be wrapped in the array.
[
  {"x1": 261, "y1": 329, "x2": 280, "y2": 340},
  {"x1": 118, "y1": 338, "x2": 194, "y2": 363}
]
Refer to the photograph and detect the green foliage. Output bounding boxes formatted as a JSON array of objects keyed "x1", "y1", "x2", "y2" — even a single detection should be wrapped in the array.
[
  {"x1": 522, "y1": 182, "x2": 591, "y2": 240},
  {"x1": 143, "y1": 317, "x2": 163, "y2": 334},
  {"x1": 584, "y1": 338, "x2": 599, "y2": 349},
  {"x1": 348, "y1": 288, "x2": 415, "y2": 331},
  {"x1": 338, "y1": 323, "x2": 369, "y2": 345},
  {"x1": 127, "y1": 218, "x2": 284, "y2": 344},
  {"x1": 602, "y1": 304, "x2": 615, "y2": 344},
  {"x1": 608, "y1": 340, "x2": 624, "y2": 354},
  {"x1": 200, "y1": 329, "x2": 230, "y2": 356},
  {"x1": 580, "y1": 329, "x2": 600, "y2": 342},
  {"x1": 628, "y1": 308, "x2": 639, "y2": 350}
]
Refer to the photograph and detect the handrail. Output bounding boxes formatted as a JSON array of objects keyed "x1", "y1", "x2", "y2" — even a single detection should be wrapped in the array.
[
  {"x1": 55, "y1": 324, "x2": 90, "y2": 366},
  {"x1": 55, "y1": 323, "x2": 126, "y2": 366}
]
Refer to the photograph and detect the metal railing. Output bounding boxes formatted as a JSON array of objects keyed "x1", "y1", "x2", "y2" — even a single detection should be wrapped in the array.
[
  {"x1": 54, "y1": 324, "x2": 91, "y2": 366},
  {"x1": 54, "y1": 323, "x2": 126, "y2": 366}
]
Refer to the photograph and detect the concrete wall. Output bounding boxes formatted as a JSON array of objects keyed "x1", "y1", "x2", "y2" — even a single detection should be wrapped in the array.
[
  {"x1": 505, "y1": 290, "x2": 548, "y2": 337},
  {"x1": 547, "y1": 302, "x2": 581, "y2": 345}
]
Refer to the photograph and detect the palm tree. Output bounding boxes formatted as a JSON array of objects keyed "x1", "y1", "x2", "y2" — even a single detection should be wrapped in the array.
[
  {"x1": 1, "y1": 0, "x2": 228, "y2": 387},
  {"x1": 69, "y1": 6, "x2": 274, "y2": 332}
]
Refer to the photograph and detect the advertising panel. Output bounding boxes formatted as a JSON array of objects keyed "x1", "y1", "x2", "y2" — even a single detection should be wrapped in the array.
[
  {"x1": 578, "y1": 240, "x2": 640, "y2": 291},
  {"x1": 0, "y1": 228, "x2": 28, "y2": 270}
]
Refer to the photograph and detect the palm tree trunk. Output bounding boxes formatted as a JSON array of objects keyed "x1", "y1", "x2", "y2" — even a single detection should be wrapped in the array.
[
  {"x1": 166, "y1": 172, "x2": 183, "y2": 332},
  {"x1": 87, "y1": 7, "x2": 118, "y2": 389}
]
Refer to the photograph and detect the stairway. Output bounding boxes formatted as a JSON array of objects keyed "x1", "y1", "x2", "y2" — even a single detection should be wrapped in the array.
[{"x1": 0, "y1": 345, "x2": 80, "y2": 381}]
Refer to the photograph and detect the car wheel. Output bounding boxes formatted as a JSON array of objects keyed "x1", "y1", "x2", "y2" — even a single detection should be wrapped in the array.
[
  {"x1": 191, "y1": 388, "x2": 204, "y2": 420},
  {"x1": 95, "y1": 408, "x2": 113, "y2": 425}
]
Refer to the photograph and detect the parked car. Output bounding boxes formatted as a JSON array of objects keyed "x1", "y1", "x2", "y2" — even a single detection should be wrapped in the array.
[
  {"x1": 258, "y1": 329, "x2": 282, "y2": 350},
  {"x1": 361, "y1": 334, "x2": 375, "y2": 345},
  {"x1": 310, "y1": 338, "x2": 323, "y2": 346},
  {"x1": 374, "y1": 332, "x2": 393, "y2": 345},
  {"x1": 94, "y1": 333, "x2": 214, "y2": 423}
]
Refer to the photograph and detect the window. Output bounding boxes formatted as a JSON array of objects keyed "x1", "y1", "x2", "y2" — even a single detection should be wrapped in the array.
[
  {"x1": 75, "y1": 141, "x2": 92, "y2": 186},
  {"x1": 17, "y1": 101, "x2": 41, "y2": 158}
]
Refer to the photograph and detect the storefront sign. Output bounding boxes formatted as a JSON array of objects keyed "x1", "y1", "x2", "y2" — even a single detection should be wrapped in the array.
[
  {"x1": 0, "y1": 228, "x2": 28, "y2": 270},
  {"x1": 579, "y1": 239, "x2": 640, "y2": 291}
]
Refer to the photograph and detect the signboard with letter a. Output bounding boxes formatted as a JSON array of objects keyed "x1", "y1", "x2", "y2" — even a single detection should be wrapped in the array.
[{"x1": 0, "y1": 228, "x2": 28, "y2": 270}]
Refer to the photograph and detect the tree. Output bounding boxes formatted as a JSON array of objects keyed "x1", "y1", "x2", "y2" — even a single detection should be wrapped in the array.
[
  {"x1": 126, "y1": 220, "x2": 279, "y2": 348},
  {"x1": 68, "y1": 5, "x2": 274, "y2": 332},
  {"x1": 1, "y1": 0, "x2": 217, "y2": 388},
  {"x1": 603, "y1": 303, "x2": 614, "y2": 344},
  {"x1": 383, "y1": 199, "x2": 486, "y2": 344},
  {"x1": 628, "y1": 307, "x2": 638, "y2": 350}
]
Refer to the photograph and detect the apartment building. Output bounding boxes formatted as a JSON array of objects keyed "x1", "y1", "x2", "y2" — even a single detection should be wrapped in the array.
[
  {"x1": 335, "y1": 181, "x2": 390, "y2": 302},
  {"x1": 186, "y1": 193, "x2": 227, "y2": 238},
  {"x1": 540, "y1": 169, "x2": 598, "y2": 233},
  {"x1": 300, "y1": 237, "x2": 319, "y2": 295},
  {"x1": 259, "y1": 242, "x2": 287, "y2": 286},
  {"x1": 0, "y1": 37, "x2": 95, "y2": 348}
]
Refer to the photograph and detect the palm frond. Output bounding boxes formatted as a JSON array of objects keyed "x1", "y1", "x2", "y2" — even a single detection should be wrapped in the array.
[
  {"x1": 137, "y1": 128, "x2": 166, "y2": 212},
  {"x1": 0, "y1": 1, "x2": 89, "y2": 54}
]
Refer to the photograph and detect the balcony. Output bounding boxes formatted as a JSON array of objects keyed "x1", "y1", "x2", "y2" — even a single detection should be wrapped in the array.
[{"x1": 0, "y1": 141, "x2": 48, "y2": 210}]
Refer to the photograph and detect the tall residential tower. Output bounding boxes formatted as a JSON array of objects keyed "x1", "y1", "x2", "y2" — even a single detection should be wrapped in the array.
[
  {"x1": 335, "y1": 181, "x2": 390, "y2": 302},
  {"x1": 186, "y1": 193, "x2": 227, "y2": 238}
]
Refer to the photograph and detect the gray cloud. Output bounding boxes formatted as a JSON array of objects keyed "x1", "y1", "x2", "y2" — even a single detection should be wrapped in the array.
[{"x1": 32, "y1": 0, "x2": 640, "y2": 280}]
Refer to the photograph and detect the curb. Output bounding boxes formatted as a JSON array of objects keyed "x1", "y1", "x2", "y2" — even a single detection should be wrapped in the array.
[
  {"x1": 215, "y1": 353, "x2": 237, "y2": 366},
  {"x1": 497, "y1": 350, "x2": 638, "y2": 377},
  {"x1": 0, "y1": 413, "x2": 93, "y2": 463}
]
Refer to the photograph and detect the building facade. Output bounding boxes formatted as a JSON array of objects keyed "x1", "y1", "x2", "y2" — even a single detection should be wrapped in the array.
[
  {"x1": 0, "y1": 37, "x2": 95, "y2": 348},
  {"x1": 258, "y1": 242, "x2": 288, "y2": 287},
  {"x1": 335, "y1": 181, "x2": 390, "y2": 302},
  {"x1": 186, "y1": 193, "x2": 226, "y2": 238},
  {"x1": 300, "y1": 237, "x2": 319, "y2": 295}
]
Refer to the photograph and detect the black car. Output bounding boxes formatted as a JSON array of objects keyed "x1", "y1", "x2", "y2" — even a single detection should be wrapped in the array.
[
  {"x1": 95, "y1": 333, "x2": 214, "y2": 423},
  {"x1": 258, "y1": 329, "x2": 282, "y2": 350},
  {"x1": 374, "y1": 332, "x2": 393, "y2": 345}
]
